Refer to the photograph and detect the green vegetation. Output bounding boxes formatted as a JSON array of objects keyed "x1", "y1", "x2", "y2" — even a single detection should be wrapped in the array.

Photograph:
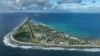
[
  {"x1": 32, "y1": 39, "x2": 40, "y2": 44},
  {"x1": 13, "y1": 23, "x2": 31, "y2": 42},
  {"x1": 12, "y1": 19, "x2": 98, "y2": 47},
  {"x1": 13, "y1": 32, "x2": 30, "y2": 42}
]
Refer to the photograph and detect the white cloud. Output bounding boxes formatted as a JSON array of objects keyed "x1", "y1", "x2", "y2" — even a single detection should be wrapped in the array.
[{"x1": 1, "y1": 0, "x2": 100, "y2": 13}]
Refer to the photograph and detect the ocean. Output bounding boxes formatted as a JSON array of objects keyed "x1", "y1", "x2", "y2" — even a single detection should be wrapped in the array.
[{"x1": 1, "y1": 12, "x2": 100, "y2": 56}]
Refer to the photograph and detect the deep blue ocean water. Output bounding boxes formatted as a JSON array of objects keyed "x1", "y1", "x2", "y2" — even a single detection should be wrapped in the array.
[{"x1": 0, "y1": 13, "x2": 100, "y2": 56}]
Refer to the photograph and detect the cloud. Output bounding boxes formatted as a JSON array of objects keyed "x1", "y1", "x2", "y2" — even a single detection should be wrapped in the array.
[{"x1": 0, "y1": 0, "x2": 100, "y2": 13}]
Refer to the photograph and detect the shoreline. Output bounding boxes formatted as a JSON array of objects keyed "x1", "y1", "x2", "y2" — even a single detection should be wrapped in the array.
[
  {"x1": 3, "y1": 18, "x2": 100, "y2": 49},
  {"x1": 3, "y1": 33, "x2": 100, "y2": 48},
  {"x1": 3, "y1": 30, "x2": 100, "y2": 52},
  {"x1": 10, "y1": 32, "x2": 100, "y2": 48}
]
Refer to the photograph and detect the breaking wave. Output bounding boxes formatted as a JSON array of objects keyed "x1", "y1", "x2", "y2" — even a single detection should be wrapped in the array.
[{"x1": 3, "y1": 33, "x2": 100, "y2": 52}]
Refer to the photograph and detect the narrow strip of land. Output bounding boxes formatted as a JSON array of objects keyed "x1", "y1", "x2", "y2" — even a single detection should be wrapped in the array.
[{"x1": 11, "y1": 18, "x2": 100, "y2": 48}]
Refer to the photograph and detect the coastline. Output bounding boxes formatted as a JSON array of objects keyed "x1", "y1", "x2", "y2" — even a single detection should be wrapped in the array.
[
  {"x1": 4, "y1": 31, "x2": 100, "y2": 52},
  {"x1": 10, "y1": 32, "x2": 100, "y2": 48},
  {"x1": 3, "y1": 18, "x2": 100, "y2": 53},
  {"x1": 3, "y1": 18, "x2": 100, "y2": 49},
  {"x1": 3, "y1": 19, "x2": 100, "y2": 49}
]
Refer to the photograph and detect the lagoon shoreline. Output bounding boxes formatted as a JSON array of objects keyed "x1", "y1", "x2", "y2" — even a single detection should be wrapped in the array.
[{"x1": 4, "y1": 18, "x2": 100, "y2": 49}]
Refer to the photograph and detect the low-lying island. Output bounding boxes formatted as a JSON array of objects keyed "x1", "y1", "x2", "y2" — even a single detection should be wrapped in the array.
[{"x1": 8, "y1": 18, "x2": 100, "y2": 48}]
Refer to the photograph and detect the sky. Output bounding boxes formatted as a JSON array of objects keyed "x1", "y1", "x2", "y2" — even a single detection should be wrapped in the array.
[
  {"x1": 1, "y1": 0, "x2": 100, "y2": 4},
  {"x1": 1, "y1": 0, "x2": 100, "y2": 12},
  {"x1": 82, "y1": 0, "x2": 100, "y2": 4}
]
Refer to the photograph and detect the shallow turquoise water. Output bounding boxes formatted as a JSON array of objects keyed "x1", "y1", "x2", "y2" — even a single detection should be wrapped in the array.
[
  {"x1": 1, "y1": 13, "x2": 100, "y2": 56},
  {"x1": 31, "y1": 13, "x2": 100, "y2": 38}
]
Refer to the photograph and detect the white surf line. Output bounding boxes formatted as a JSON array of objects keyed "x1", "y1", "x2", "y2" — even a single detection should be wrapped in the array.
[
  {"x1": 3, "y1": 32, "x2": 100, "y2": 52},
  {"x1": 3, "y1": 18, "x2": 100, "y2": 52}
]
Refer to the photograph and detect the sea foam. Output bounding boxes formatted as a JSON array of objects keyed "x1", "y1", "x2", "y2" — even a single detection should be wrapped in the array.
[{"x1": 3, "y1": 33, "x2": 100, "y2": 52}]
